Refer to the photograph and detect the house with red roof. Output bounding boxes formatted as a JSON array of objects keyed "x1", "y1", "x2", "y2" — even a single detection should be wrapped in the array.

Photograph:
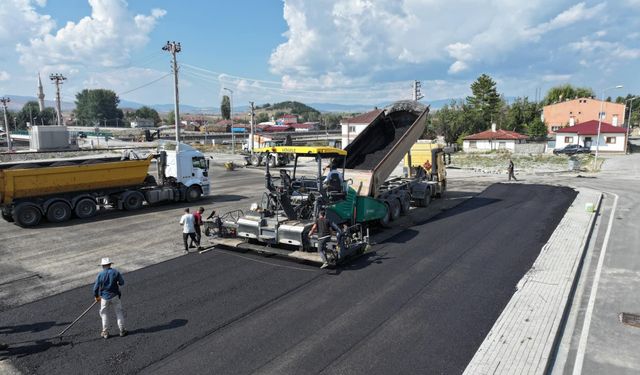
[
  {"x1": 463, "y1": 124, "x2": 528, "y2": 152},
  {"x1": 340, "y1": 108, "x2": 384, "y2": 147},
  {"x1": 554, "y1": 120, "x2": 627, "y2": 152}
]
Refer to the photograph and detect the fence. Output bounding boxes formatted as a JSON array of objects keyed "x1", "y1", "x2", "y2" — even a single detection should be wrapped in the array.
[{"x1": 513, "y1": 142, "x2": 546, "y2": 154}]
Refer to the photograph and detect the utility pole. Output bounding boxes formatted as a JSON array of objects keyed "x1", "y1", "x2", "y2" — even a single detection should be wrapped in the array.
[
  {"x1": 249, "y1": 101, "x2": 255, "y2": 158},
  {"x1": 1, "y1": 97, "x2": 12, "y2": 151},
  {"x1": 413, "y1": 80, "x2": 424, "y2": 101},
  {"x1": 49, "y1": 73, "x2": 66, "y2": 125},
  {"x1": 163, "y1": 41, "x2": 182, "y2": 151},
  {"x1": 223, "y1": 88, "x2": 234, "y2": 154}
]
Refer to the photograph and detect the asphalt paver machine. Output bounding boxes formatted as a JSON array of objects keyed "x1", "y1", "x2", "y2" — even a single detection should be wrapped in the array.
[{"x1": 204, "y1": 146, "x2": 370, "y2": 265}]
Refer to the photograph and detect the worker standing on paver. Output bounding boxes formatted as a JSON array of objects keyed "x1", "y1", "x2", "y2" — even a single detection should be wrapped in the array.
[
  {"x1": 93, "y1": 257, "x2": 126, "y2": 339},
  {"x1": 508, "y1": 159, "x2": 517, "y2": 181},
  {"x1": 309, "y1": 210, "x2": 341, "y2": 269},
  {"x1": 189, "y1": 207, "x2": 205, "y2": 250},
  {"x1": 180, "y1": 208, "x2": 197, "y2": 253}
]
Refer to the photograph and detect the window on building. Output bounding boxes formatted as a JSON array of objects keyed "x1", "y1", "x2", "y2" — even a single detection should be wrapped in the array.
[
  {"x1": 348, "y1": 125, "x2": 356, "y2": 133},
  {"x1": 605, "y1": 137, "x2": 616, "y2": 144},
  {"x1": 551, "y1": 126, "x2": 561, "y2": 132},
  {"x1": 612, "y1": 115, "x2": 618, "y2": 126},
  {"x1": 498, "y1": 142, "x2": 506, "y2": 149},
  {"x1": 469, "y1": 141, "x2": 477, "y2": 149},
  {"x1": 569, "y1": 117, "x2": 575, "y2": 126},
  {"x1": 564, "y1": 136, "x2": 574, "y2": 143}
]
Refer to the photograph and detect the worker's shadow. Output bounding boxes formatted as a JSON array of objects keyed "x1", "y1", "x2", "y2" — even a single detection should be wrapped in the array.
[
  {"x1": 328, "y1": 251, "x2": 393, "y2": 274},
  {"x1": 0, "y1": 321, "x2": 68, "y2": 334},
  {"x1": 128, "y1": 319, "x2": 188, "y2": 336},
  {"x1": 0, "y1": 339, "x2": 70, "y2": 359}
]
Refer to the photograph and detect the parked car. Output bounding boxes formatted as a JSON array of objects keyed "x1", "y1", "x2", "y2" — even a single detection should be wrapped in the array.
[{"x1": 553, "y1": 144, "x2": 591, "y2": 155}]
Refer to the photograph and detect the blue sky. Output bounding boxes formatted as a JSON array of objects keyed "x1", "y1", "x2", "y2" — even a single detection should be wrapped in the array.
[{"x1": 0, "y1": 0, "x2": 639, "y2": 109}]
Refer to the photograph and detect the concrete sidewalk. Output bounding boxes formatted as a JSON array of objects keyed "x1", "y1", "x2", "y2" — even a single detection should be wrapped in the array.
[{"x1": 464, "y1": 188, "x2": 601, "y2": 374}]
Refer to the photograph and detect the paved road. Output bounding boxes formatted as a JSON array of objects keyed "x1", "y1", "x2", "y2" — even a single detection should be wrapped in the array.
[{"x1": 0, "y1": 184, "x2": 575, "y2": 374}]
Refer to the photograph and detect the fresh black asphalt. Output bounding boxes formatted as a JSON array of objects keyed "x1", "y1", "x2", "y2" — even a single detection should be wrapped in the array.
[{"x1": 0, "y1": 183, "x2": 576, "y2": 374}]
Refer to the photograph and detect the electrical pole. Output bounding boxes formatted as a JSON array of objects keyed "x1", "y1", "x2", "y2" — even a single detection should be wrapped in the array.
[
  {"x1": 223, "y1": 88, "x2": 234, "y2": 154},
  {"x1": 249, "y1": 101, "x2": 255, "y2": 158},
  {"x1": 49, "y1": 73, "x2": 66, "y2": 125},
  {"x1": 1, "y1": 97, "x2": 12, "y2": 151},
  {"x1": 163, "y1": 41, "x2": 182, "y2": 151},
  {"x1": 413, "y1": 80, "x2": 424, "y2": 101}
]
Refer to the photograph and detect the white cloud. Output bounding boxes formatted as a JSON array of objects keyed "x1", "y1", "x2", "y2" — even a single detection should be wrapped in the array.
[
  {"x1": 0, "y1": 0, "x2": 55, "y2": 50},
  {"x1": 524, "y1": 2, "x2": 605, "y2": 39},
  {"x1": 0, "y1": 71, "x2": 10, "y2": 81},
  {"x1": 16, "y1": 0, "x2": 165, "y2": 70},
  {"x1": 542, "y1": 74, "x2": 572, "y2": 82}
]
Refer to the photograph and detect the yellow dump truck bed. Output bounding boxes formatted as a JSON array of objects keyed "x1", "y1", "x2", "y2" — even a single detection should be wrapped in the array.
[{"x1": 0, "y1": 156, "x2": 153, "y2": 205}]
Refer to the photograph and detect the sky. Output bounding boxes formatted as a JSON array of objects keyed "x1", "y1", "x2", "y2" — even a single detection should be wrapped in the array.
[{"x1": 0, "y1": 0, "x2": 639, "y2": 110}]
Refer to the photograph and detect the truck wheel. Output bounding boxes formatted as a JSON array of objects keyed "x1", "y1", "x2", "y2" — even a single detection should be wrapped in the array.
[
  {"x1": 13, "y1": 203, "x2": 42, "y2": 227},
  {"x1": 74, "y1": 198, "x2": 97, "y2": 219},
  {"x1": 378, "y1": 203, "x2": 391, "y2": 227},
  {"x1": 250, "y1": 154, "x2": 261, "y2": 166},
  {"x1": 423, "y1": 188, "x2": 432, "y2": 206},
  {"x1": 399, "y1": 195, "x2": 411, "y2": 214},
  {"x1": 123, "y1": 192, "x2": 144, "y2": 210},
  {"x1": 186, "y1": 186, "x2": 202, "y2": 202},
  {"x1": 388, "y1": 199, "x2": 401, "y2": 221},
  {"x1": 46, "y1": 201, "x2": 72, "y2": 223},
  {"x1": 1, "y1": 210, "x2": 14, "y2": 223}
]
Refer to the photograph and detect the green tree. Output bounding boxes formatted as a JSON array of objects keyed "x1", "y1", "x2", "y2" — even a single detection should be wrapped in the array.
[
  {"x1": 166, "y1": 110, "x2": 176, "y2": 125},
  {"x1": 74, "y1": 89, "x2": 123, "y2": 126},
  {"x1": 428, "y1": 100, "x2": 467, "y2": 144},
  {"x1": 466, "y1": 74, "x2": 501, "y2": 130},
  {"x1": 221, "y1": 95, "x2": 230, "y2": 120},
  {"x1": 15, "y1": 101, "x2": 57, "y2": 129},
  {"x1": 320, "y1": 113, "x2": 342, "y2": 129},
  {"x1": 543, "y1": 84, "x2": 594, "y2": 105},
  {"x1": 526, "y1": 118, "x2": 548, "y2": 139},
  {"x1": 134, "y1": 106, "x2": 161, "y2": 125},
  {"x1": 504, "y1": 97, "x2": 539, "y2": 133},
  {"x1": 256, "y1": 112, "x2": 269, "y2": 123}
]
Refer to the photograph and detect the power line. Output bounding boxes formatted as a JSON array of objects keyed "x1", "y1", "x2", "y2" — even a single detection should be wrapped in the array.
[{"x1": 118, "y1": 73, "x2": 172, "y2": 96}]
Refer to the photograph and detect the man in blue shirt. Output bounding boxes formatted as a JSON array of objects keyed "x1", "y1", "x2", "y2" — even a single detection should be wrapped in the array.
[{"x1": 93, "y1": 257, "x2": 127, "y2": 339}]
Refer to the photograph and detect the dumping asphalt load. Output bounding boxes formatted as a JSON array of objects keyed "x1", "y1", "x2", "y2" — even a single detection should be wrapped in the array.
[
  {"x1": 0, "y1": 142, "x2": 210, "y2": 227},
  {"x1": 204, "y1": 100, "x2": 448, "y2": 266}
]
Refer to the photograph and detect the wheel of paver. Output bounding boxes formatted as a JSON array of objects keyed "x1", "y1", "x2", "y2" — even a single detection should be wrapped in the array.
[
  {"x1": 46, "y1": 201, "x2": 72, "y2": 223},
  {"x1": 388, "y1": 199, "x2": 401, "y2": 221},
  {"x1": 185, "y1": 186, "x2": 202, "y2": 202},
  {"x1": 74, "y1": 198, "x2": 97, "y2": 219},
  {"x1": 13, "y1": 203, "x2": 42, "y2": 227},
  {"x1": 1, "y1": 210, "x2": 14, "y2": 223},
  {"x1": 378, "y1": 202, "x2": 392, "y2": 227},
  {"x1": 123, "y1": 192, "x2": 144, "y2": 210},
  {"x1": 399, "y1": 194, "x2": 411, "y2": 214}
]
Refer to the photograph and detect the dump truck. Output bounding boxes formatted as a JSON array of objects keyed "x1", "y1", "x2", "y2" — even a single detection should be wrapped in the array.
[
  {"x1": 330, "y1": 100, "x2": 447, "y2": 226},
  {"x1": 0, "y1": 143, "x2": 210, "y2": 227}
]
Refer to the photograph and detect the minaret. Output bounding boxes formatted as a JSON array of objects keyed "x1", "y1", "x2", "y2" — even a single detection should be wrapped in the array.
[{"x1": 37, "y1": 73, "x2": 45, "y2": 111}]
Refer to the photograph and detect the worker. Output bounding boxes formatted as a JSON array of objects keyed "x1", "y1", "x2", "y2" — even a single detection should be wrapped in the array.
[
  {"x1": 508, "y1": 159, "x2": 517, "y2": 181},
  {"x1": 93, "y1": 257, "x2": 126, "y2": 339},
  {"x1": 189, "y1": 207, "x2": 205, "y2": 250},
  {"x1": 179, "y1": 208, "x2": 197, "y2": 253},
  {"x1": 323, "y1": 165, "x2": 344, "y2": 193},
  {"x1": 308, "y1": 210, "x2": 341, "y2": 269}
]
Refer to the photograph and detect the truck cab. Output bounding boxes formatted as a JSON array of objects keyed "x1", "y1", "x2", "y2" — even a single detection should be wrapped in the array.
[{"x1": 163, "y1": 143, "x2": 210, "y2": 199}]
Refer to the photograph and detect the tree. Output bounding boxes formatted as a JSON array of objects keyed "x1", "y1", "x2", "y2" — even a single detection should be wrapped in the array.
[
  {"x1": 133, "y1": 106, "x2": 161, "y2": 125},
  {"x1": 543, "y1": 84, "x2": 594, "y2": 105},
  {"x1": 504, "y1": 97, "x2": 539, "y2": 133},
  {"x1": 466, "y1": 74, "x2": 501, "y2": 130},
  {"x1": 526, "y1": 118, "x2": 548, "y2": 139},
  {"x1": 15, "y1": 101, "x2": 56, "y2": 129},
  {"x1": 166, "y1": 110, "x2": 175, "y2": 125},
  {"x1": 74, "y1": 89, "x2": 123, "y2": 126},
  {"x1": 221, "y1": 95, "x2": 230, "y2": 120},
  {"x1": 256, "y1": 112, "x2": 269, "y2": 123},
  {"x1": 428, "y1": 101, "x2": 467, "y2": 144}
]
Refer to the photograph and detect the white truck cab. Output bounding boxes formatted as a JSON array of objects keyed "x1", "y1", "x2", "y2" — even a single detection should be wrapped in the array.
[{"x1": 163, "y1": 143, "x2": 210, "y2": 198}]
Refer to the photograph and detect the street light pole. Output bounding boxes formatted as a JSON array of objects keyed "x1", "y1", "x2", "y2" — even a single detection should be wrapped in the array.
[
  {"x1": 594, "y1": 85, "x2": 623, "y2": 169},
  {"x1": 1, "y1": 97, "x2": 12, "y2": 151},
  {"x1": 223, "y1": 88, "x2": 234, "y2": 154},
  {"x1": 625, "y1": 97, "x2": 638, "y2": 154},
  {"x1": 162, "y1": 41, "x2": 182, "y2": 151}
]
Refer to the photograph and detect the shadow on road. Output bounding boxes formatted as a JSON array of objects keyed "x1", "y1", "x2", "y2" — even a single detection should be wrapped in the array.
[
  {"x1": 416, "y1": 197, "x2": 501, "y2": 226},
  {"x1": 213, "y1": 195, "x2": 248, "y2": 203},
  {"x1": 0, "y1": 339, "x2": 70, "y2": 359},
  {"x1": 0, "y1": 321, "x2": 68, "y2": 334},
  {"x1": 382, "y1": 229, "x2": 420, "y2": 244},
  {"x1": 129, "y1": 318, "x2": 188, "y2": 336}
]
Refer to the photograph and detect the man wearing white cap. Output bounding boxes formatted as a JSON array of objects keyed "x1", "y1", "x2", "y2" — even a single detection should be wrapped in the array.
[{"x1": 93, "y1": 257, "x2": 127, "y2": 339}]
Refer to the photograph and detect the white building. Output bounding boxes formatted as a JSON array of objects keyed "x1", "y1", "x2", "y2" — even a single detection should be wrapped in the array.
[
  {"x1": 463, "y1": 124, "x2": 528, "y2": 152},
  {"x1": 340, "y1": 108, "x2": 383, "y2": 147},
  {"x1": 130, "y1": 118, "x2": 155, "y2": 128},
  {"x1": 554, "y1": 120, "x2": 626, "y2": 152}
]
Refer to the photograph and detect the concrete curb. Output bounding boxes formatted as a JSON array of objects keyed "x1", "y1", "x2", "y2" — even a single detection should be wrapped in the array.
[{"x1": 463, "y1": 188, "x2": 602, "y2": 375}]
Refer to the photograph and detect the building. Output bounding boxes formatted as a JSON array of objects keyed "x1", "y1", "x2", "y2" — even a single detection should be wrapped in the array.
[
  {"x1": 340, "y1": 108, "x2": 383, "y2": 147},
  {"x1": 130, "y1": 118, "x2": 155, "y2": 128},
  {"x1": 463, "y1": 124, "x2": 528, "y2": 152},
  {"x1": 554, "y1": 120, "x2": 626, "y2": 152},
  {"x1": 276, "y1": 114, "x2": 298, "y2": 125},
  {"x1": 543, "y1": 98, "x2": 625, "y2": 133}
]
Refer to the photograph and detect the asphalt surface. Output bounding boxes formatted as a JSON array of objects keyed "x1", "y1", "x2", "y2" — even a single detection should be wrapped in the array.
[{"x1": 0, "y1": 183, "x2": 576, "y2": 374}]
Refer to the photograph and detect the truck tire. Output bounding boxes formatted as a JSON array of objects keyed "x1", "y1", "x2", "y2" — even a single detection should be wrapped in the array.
[
  {"x1": 13, "y1": 203, "x2": 42, "y2": 227},
  {"x1": 388, "y1": 199, "x2": 401, "y2": 221},
  {"x1": 74, "y1": 198, "x2": 97, "y2": 219},
  {"x1": 378, "y1": 203, "x2": 392, "y2": 227},
  {"x1": 123, "y1": 191, "x2": 144, "y2": 211},
  {"x1": 46, "y1": 201, "x2": 72, "y2": 223},
  {"x1": 186, "y1": 186, "x2": 202, "y2": 202},
  {"x1": 399, "y1": 194, "x2": 411, "y2": 214},
  {"x1": 250, "y1": 154, "x2": 261, "y2": 166}
]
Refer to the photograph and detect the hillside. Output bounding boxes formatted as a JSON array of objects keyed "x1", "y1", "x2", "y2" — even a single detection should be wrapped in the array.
[{"x1": 258, "y1": 101, "x2": 320, "y2": 115}]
